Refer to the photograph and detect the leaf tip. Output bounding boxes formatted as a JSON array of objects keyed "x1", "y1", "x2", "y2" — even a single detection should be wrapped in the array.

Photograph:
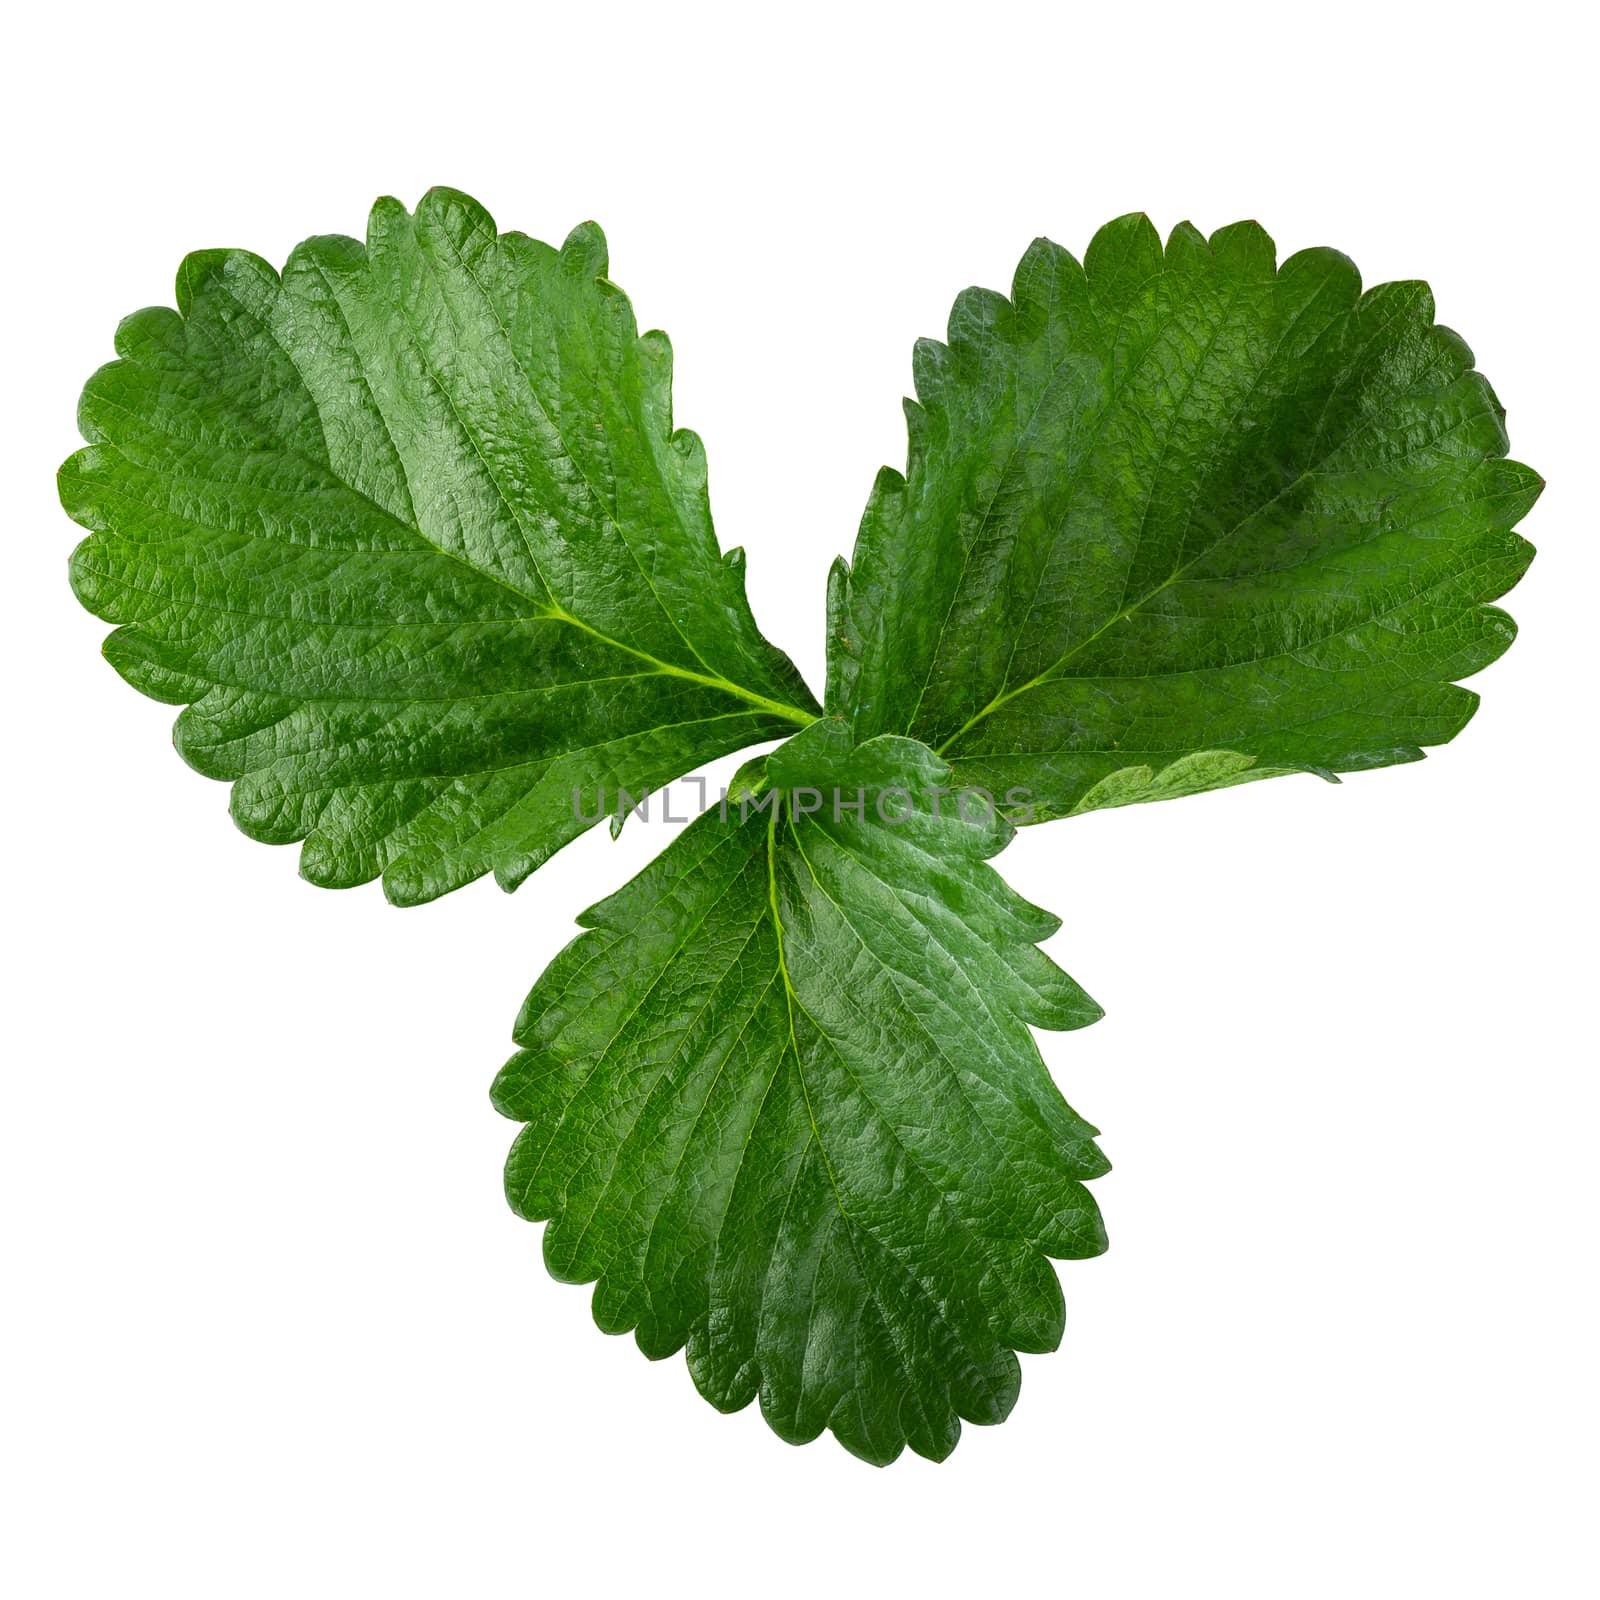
[{"x1": 561, "y1": 219, "x2": 610, "y2": 279}]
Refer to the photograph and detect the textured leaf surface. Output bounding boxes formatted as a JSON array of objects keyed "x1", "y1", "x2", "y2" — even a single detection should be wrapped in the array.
[
  {"x1": 61, "y1": 202, "x2": 1541, "y2": 1463},
  {"x1": 61, "y1": 188, "x2": 817, "y2": 904},
  {"x1": 492, "y1": 721, "x2": 1105, "y2": 1463},
  {"x1": 833, "y1": 215, "x2": 1539, "y2": 819}
]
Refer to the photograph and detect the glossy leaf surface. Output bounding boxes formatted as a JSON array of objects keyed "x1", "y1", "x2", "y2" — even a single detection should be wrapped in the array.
[
  {"x1": 62, "y1": 189, "x2": 817, "y2": 904},
  {"x1": 492, "y1": 722, "x2": 1105, "y2": 1462},
  {"x1": 834, "y1": 215, "x2": 1538, "y2": 819},
  {"x1": 62, "y1": 200, "x2": 1540, "y2": 1461}
]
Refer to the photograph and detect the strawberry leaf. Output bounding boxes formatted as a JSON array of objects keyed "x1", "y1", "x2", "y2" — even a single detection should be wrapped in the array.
[
  {"x1": 62, "y1": 200, "x2": 1541, "y2": 1461},
  {"x1": 61, "y1": 188, "x2": 817, "y2": 904},
  {"x1": 492, "y1": 719, "x2": 1104, "y2": 1463},
  {"x1": 832, "y1": 215, "x2": 1538, "y2": 818}
]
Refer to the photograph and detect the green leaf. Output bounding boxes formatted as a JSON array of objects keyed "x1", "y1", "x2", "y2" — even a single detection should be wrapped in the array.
[
  {"x1": 61, "y1": 201, "x2": 1541, "y2": 1463},
  {"x1": 832, "y1": 214, "x2": 1539, "y2": 820},
  {"x1": 60, "y1": 188, "x2": 818, "y2": 904},
  {"x1": 491, "y1": 719, "x2": 1105, "y2": 1463}
]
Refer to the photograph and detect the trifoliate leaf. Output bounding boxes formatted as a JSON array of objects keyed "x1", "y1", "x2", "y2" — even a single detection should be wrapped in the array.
[
  {"x1": 62, "y1": 201, "x2": 1541, "y2": 1464},
  {"x1": 491, "y1": 719, "x2": 1105, "y2": 1463},
  {"x1": 832, "y1": 215, "x2": 1539, "y2": 820},
  {"x1": 61, "y1": 188, "x2": 818, "y2": 904}
]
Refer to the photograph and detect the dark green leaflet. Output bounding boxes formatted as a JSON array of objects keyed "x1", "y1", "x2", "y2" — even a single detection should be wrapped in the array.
[
  {"x1": 492, "y1": 722, "x2": 1104, "y2": 1464},
  {"x1": 832, "y1": 214, "x2": 1538, "y2": 819},
  {"x1": 61, "y1": 189, "x2": 817, "y2": 905}
]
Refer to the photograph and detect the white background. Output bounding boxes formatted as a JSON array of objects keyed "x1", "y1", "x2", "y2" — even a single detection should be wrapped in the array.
[{"x1": 4, "y1": 3, "x2": 1594, "y2": 1594}]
